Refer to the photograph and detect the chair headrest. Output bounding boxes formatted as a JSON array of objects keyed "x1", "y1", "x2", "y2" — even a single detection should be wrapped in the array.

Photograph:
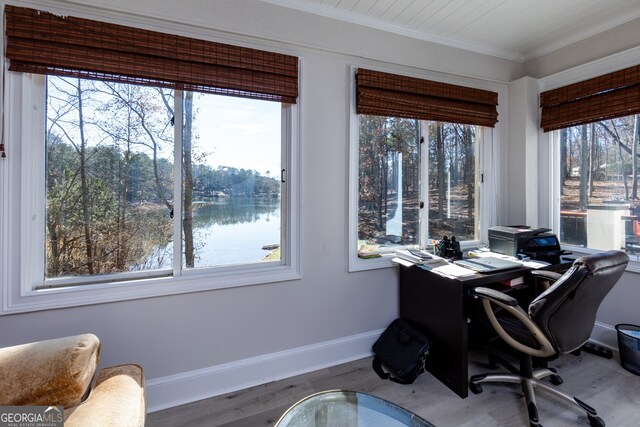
[{"x1": 572, "y1": 250, "x2": 629, "y2": 274}]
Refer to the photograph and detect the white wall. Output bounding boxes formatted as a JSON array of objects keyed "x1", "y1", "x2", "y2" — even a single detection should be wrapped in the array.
[
  {"x1": 0, "y1": 0, "x2": 520, "y2": 412},
  {"x1": 506, "y1": 76, "x2": 540, "y2": 226},
  {"x1": 524, "y1": 15, "x2": 640, "y2": 78}
]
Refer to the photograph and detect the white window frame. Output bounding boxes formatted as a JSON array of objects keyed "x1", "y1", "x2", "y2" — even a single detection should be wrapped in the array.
[
  {"x1": 348, "y1": 66, "x2": 503, "y2": 272},
  {"x1": 1, "y1": 68, "x2": 302, "y2": 315},
  {"x1": 540, "y1": 45, "x2": 640, "y2": 272}
]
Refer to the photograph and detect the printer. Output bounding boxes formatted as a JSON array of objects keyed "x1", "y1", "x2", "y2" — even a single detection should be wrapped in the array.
[{"x1": 488, "y1": 226, "x2": 567, "y2": 265}]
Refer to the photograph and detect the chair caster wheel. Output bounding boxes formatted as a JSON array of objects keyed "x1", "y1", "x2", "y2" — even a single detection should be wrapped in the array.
[
  {"x1": 588, "y1": 415, "x2": 605, "y2": 427},
  {"x1": 550, "y1": 374, "x2": 563, "y2": 385},
  {"x1": 469, "y1": 382, "x2": 483, "y2": 394}
]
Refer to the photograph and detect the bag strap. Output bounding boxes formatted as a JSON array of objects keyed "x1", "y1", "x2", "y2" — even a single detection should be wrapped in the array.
[{"x1": 371, "y1": 356, "x2": 413, "y2": 385}]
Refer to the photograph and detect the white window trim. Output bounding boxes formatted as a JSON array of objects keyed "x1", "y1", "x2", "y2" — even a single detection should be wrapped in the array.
[
  {"x1": 540, "y1": 45, "x2": 640, "y2": 273},
  {"x1": 348, "y1": 65, "x2": 504, "y2": 272},
  {"x1": 1, "y1": 65, "x2": 303, "y2": 315}
]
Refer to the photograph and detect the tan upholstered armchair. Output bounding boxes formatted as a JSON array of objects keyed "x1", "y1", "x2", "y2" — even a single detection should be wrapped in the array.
[{"x1": 0, "y1": 334, "x2": 145, "y2": 426}]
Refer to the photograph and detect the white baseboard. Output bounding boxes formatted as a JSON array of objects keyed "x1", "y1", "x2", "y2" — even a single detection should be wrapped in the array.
[
  {"x1": 590, "y1": 321, "x2": 620, "y2": 352},
  {"x1": 146, "y1": 329, "x2": 383, "y2": 413},
  {"x1": 145, "y1": 322, "x2": 621, "y2": 413}
]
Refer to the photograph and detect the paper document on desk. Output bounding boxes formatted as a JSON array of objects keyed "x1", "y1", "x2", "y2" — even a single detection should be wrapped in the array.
[
  {"x1": 431, "y1": 263, "x2": 477, "y2": 278},
  {"x1": 392, "y1": 257, "x2": 414, "y2": 267},
  {"x1": 468, "y1": 250, "x2": 519, "y2": 261},
  {"x1": 522, "y1": 260, "x2": 550, "y2": 269}
]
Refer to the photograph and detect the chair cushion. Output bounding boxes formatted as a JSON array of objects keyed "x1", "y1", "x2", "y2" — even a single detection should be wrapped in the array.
[
  {"x1": 529, "y1": 250, "x2": 629, "y2": 353},
  {"x1": 64, "y1": 364, "x2": 146, "y2": 427},
  {"x1": 495, "y1": 310, "x2": 542, "y2": 350},
  {"x1": 0, "y1": 334, "x2": 100, "y2": 407}
]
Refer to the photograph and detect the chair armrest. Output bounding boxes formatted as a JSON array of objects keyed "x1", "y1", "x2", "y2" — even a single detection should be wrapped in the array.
[
  {"x1": 473, "y1": 287, "x2": 555, "y2": 358},
  {"x1": 529, "y1": 270, "x2": 563, "y2": 282},
  {"x1": 0, "y1": 334, "x2": 100, "y2": 407},
  {"x1": 473, "y1": 287, "x2": 518, "y2": 306},
  {"x1": 64, "y1": 364, "x2": 146, "y2": 427}
]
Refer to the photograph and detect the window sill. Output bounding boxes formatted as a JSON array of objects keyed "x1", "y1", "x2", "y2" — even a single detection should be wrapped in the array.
[
  {"x1": 348, "y1": 244, "x2": 640, "y2": 275},
  {"x1": 349, "y1": 253, "x2": 397, "y2": 272},
  {"x1": 560, "y1": 245, "x2": 640, "y2": 274},
  {"x1": 2, "y1": 263, "x2": 302, "y2": 315},
  {"x1": 348, "y1": 240, "x2": 483, "y2": 273}
]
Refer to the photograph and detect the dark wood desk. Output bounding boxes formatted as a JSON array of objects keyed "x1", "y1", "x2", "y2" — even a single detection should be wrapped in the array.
[{"x1": 398, "y1": 264, "x2": 532, "y2": 398}]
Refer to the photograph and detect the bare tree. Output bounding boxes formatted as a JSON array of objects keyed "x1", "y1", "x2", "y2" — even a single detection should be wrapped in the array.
[
  {"x1": 589, "y1": 122, "x2": 596, "y2": 198},
  {"x1": 560, "y1": 128, "x2": 568, "y2": 195},
  {"x1": 579, "y1": 125, "x2": 589, "y2": 210},
  {"x1": 98, "y1": 83, "x2": 174, "y2": 211},
  {"x1": 463, "y1": 126, "x2": 474, "y2": 218},
  {"x1": 632, "y1": 115, "x2": 639, "y2": 199},
  {"x1": 599, "y1": 121, "x2": 630, "y2": 199},
  {"x1": 435, "y1": 123, "x2": 446, "y2": 219},
  {"x1": 183, "y1": 91, "x2": 195, "y2": 267},
  {"x1": 48, "y1": 78, "x2": 96, "y2": 274}
]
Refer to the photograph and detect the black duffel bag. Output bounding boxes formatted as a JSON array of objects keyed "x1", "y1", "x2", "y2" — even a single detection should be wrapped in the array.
[{"x1": 372, "y1": 318, "x2": 431, "y2": 384}]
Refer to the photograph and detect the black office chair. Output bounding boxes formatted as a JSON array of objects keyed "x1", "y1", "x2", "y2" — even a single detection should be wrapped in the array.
[{"x1": 469, "y1": 250, "x2": 629, "y2": 427}]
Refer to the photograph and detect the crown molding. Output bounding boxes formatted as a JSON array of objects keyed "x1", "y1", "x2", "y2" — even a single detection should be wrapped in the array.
[
  {"x1": 263, "y1": 0, "x2": 640, "y2": 66},
  {"x1": 523, "y1": 8, "x2": 640, "y2": 61},
  {"x1": 540, "y1": 45, "x2": 640, "y2": 91},
  {"x1": 260, "y1": 0, "x2": 525, "y2": 62}
]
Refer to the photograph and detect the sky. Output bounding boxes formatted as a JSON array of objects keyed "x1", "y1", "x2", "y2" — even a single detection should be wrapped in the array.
[
  {"x1": 47, "y1": 77, "x2": 283, "y2": 179},
  {"x1": 192, "y1": 93, "x2": 282, "y2": 177}
]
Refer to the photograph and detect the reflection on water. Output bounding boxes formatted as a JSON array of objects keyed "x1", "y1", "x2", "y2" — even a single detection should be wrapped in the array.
[
  {"x1": 147, "y1": 197, "x2": 281, "y2": 269},
  {"x1": 190, "y1": 197, "x2": 281, "y2": 267}
]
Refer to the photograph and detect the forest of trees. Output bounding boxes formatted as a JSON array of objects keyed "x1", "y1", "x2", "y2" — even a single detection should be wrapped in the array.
[
  {"x1": 358, "y1": 113, "x2": 640, "y2": 249},
  {"x1": 358, "y1": 115, "x2": 476, "y2": 246},
  {"x1": 559, "y1": 115, "x2": 640, "y2": 247},
  {"x1": 427, "y1": 120, "x2": 476, "y2": 238},
  {"x1": 358, "y1": 115, "x2": 420, "y2": 245},
  {"x1": 560, "y1": 115, "x2": 640, "y2": 208},
  {"x1": 45, "y1": 77, "x2": 278, "y2": 279}
]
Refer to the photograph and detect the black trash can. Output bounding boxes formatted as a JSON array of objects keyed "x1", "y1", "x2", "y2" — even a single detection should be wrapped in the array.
[{"x1": 615, "y1": 324, "x2": 640, "y2": 376}]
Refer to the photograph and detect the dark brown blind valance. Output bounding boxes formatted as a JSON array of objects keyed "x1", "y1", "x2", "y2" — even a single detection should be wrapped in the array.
[
  {"x1": 355, "y1": 68, "x2": 499, "y2": 127},
  {"x1": 540, "y1": 64, "x2": 640, "y2": 132},
  {"x1": 5, "y1": 5, "x2": 298, "y2": 104}
]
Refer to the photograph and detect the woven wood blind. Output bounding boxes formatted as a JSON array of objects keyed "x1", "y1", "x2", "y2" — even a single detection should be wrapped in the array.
[
  {"x1": 540, "y1": 64, "x2": 640, "y2": 132},
  {"x1": 5, "y1": 5, "x2": 298, "y2": 104},
  {"x1": 355, "y1": 69, "x2": 498, "y2": 127}
]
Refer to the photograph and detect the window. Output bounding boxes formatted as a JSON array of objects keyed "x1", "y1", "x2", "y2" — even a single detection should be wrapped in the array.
[
  {"x1": 38, "y1": 76, "x2": 284, "y2": 288},
  {"x1": 554, "y1": 116, "x2": 640, "y2": 259},
  {"x1": 351, "y1": 68, "x2": 498, "y2": 267},
  {"x1": 357, "y1": 116, "x2": 480, "y2": 251},
  {"x1": 542, "y1": 63, "x2": 640, "y2": 262},
  {"x1": 1, "y1": 6, "x2": 300, "y2": 313}
]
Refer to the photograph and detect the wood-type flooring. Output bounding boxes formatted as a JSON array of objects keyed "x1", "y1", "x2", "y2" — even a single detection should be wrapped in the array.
[{"x1": 147, "y1": 346, "x2": 640, "y2": 426}]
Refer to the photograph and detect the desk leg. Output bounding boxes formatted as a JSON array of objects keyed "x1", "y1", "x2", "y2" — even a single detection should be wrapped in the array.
[{"x1": 399, "y1": 265, "x2": 468, "y2": 398}]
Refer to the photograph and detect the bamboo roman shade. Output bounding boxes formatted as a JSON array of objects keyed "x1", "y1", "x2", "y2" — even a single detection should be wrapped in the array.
[
  {"x1": 356, "y1": 68, "x2": 499, "y2": 127},
  {"x1": 540, "y1": 64, "x2": 640, "y2": 132},
  {"x1": 5, "y1": 5, "x2": 298, "y2": 104}
]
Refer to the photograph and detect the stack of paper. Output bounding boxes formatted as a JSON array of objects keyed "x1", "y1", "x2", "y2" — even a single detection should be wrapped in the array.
[
  {"x1": 431, "y1": 263, "x2": 477, "y2": 278},
  {"x1": 395, "y1": 249, "x2": 448, "y2": 268}
]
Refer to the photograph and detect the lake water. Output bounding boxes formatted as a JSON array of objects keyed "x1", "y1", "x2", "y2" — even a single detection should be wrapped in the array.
[
  {"x1": 152, "y1": 197, "x2": 281, "y2": 269},
  {"x1": 189, "y1": 197, "x2": 281, "y2": 267}
]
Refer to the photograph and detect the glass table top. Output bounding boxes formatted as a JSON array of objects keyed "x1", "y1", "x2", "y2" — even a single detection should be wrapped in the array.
[{"x1": 275, "y1": 390, "x2": 434, "y2": 427}]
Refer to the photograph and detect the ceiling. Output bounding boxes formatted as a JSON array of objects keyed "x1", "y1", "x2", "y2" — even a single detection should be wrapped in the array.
[{"x1": 261, "y1": 0, "x2": 640, "y2": 61}]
